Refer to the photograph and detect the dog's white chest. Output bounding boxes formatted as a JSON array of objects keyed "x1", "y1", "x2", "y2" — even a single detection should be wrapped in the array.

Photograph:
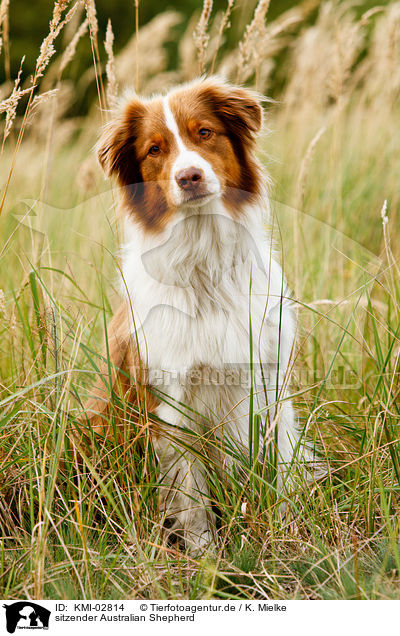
[{"x1": 122, "y1": 208, "x2": 277, "y2": 374}]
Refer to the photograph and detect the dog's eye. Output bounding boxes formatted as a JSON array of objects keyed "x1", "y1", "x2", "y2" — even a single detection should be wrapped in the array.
[
  {"x1": 148, "y1": 145, "x2": 161, "y2": 156},
  {"x1": 199, "y1": 128, "x2": 212, "y2": 140}
]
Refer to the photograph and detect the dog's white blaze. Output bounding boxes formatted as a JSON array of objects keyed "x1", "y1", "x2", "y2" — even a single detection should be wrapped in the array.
[
  {"x1": 162, "y1": 96, "x2": 221, "y2": 205},
  {"x1": 162, "y1": 95, "x2": 186, "y2": 152}
]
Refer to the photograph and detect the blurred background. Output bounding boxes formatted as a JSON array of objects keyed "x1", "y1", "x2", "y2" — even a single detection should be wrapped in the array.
[{"x1": 1, "y1": 0, "x2": 387, "y2": 112}]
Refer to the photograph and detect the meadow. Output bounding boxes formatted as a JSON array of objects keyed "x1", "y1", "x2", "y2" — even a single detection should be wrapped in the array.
[{"x1": 0, "y1": 0, "x2": 399, "y2": 599}]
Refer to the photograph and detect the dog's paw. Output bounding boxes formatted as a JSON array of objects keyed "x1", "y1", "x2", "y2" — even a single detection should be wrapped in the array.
[
  {"x1": 162, "y1": 517, "x2": 186, "y2": 550},
  {"x1": 162, "y1": 516, "x2": 215, "y2": 555},
  {"x1": 184, "y1": 527, "x2": 216, "y2": 556}
]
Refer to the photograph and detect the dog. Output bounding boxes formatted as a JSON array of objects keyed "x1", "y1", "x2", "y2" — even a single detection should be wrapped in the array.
[{"x1": 82, "y1": 77, "x2": 317, "y2": 552}]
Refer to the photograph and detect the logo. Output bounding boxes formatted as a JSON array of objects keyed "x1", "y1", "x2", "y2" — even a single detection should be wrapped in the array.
[{"x1": 2, "y1": 603, "x2": 50, "y2": 633}]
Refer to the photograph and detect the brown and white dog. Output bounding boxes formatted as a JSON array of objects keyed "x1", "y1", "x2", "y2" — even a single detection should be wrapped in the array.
[{"x1": 83, "y1": 77, "x2": 315, "y2": 551}]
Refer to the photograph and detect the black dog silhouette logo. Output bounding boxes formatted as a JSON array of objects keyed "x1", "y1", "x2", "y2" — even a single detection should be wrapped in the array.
[{"x1": 3, "y1": 602, "x2": 50, "y2": 633}]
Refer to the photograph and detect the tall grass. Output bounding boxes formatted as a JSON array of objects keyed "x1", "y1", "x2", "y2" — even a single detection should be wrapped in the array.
[{"x1": 0, "y1": 0, "x2": 399, "y2": 599}]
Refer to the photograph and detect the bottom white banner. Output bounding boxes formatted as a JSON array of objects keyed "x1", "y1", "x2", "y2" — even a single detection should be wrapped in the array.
[{"x1": 0, "y1": 599, "x2": 398, "y2": 635}]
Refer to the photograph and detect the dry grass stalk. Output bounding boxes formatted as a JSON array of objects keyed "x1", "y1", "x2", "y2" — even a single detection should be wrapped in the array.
[
  {"x1": 84, "y1": 0, "x2": 98, "y2": 37},
  {"x1": 216, "y1": 0, "x2": 316, "y2": 87},
  {"x1": 356, "y1": 4, "x2": 400, "y2": 110},
  {"x1": 282, "y1": 3, "x2": 364, "y2": 116},
  {"x1": 360, "y1": 6, "x2": 385, "y2": 25},
  {"x1": 264, "y1": 0, "x2": 319, "y2": 41},
  {"x1": 1, "y1": 57, "x2": 28, "y2": 147},
  {"x1": 0, "y1": 0, "x2": 6, "y2": 52},
  {"x1": 63, "y1": 0, "x2": 84, "y2": 42},
  {"x1": 59, "y1": 16, "x2": 89, "y2": 74},
  {"x1": 380, "y1": 200, "x2": 400, "y2": 315},
  {"x1": 179, "y1": 13, "x2": 202, "y2": 81},
  {"x1": 179, "y1": 10, "x2": 223, "y2": 82},
  {"x1": 0, "y1": 288, "x2": 5, "y2": 315},
  {"x1": 104, "y1": 19, "x2": 118, "y2": 110},
  {"x1": 37, "y1": 10, "x2": 88, "y2": 205},
  {"x1": 194, "y1": 0, "x2": 213, "y2": 74},
  {"x1": 236, "y1": 0, "x2": 271, "y2": 83},
  {"x1": 0, "y1": 79, "x2": 28, "y2": 116},
  {"x1": 295, "y1": 125, "x2": 327, "y2": 210},
  {"x1": 28, "y1": 88, "x2": 59, "y2": 122},
  {"x1": 211, "y1": 0, "x2": 235, "y2": 73},
  {"x1": 329, "y1": 9, "x2": 364, "y2": 103},
  {"x1": 0, "y1": 0, "x2": 10, "y2": 78},
  {"x1": 36, "y1": 1, "x2": 81, "y2": 79},
  {"x1": 210, "y1": 0, "x2": 234, "y2": 74},
  {"x1": 134, "y1": 0, "x2": 139, "y2": 92},
  {"x1": 85, "y1": 0, "x2": 106, "y2": 111}
]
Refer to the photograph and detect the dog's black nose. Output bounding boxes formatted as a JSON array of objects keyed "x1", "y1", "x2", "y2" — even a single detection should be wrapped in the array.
[{"x1": 175, "y1": 167, "x2": 204, "y2": 190}]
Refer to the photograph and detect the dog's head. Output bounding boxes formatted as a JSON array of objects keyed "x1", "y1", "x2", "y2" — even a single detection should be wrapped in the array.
[{"x1": 96, "y1": 77, "x2": 263, "y2": 231}]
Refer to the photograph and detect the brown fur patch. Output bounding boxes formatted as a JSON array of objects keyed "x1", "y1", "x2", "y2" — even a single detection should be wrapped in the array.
[
  {"x1": 78, "y1": 303, "x2": 159, "y2": 446},
  {"x1": 97, "y1": 99, "x2": 175, "y2": 232}
]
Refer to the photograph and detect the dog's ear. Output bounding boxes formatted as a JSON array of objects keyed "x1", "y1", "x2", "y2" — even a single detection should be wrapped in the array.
[
  {"x1": 196, "y1": 78, "x2": 263, "y2": 144},
  {"x1": 96, "y1": 97, "x2": 145, "y2": 186}
]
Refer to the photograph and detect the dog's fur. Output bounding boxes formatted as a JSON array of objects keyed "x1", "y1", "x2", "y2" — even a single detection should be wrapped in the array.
[{"x1": 83, "y1": 77, "x2": 315, "y2": 551}]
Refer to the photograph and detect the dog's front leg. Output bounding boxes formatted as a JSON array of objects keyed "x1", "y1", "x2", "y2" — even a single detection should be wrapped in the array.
[{"x1": 153, "y1": 400, "x2": 215, "y2": 553}]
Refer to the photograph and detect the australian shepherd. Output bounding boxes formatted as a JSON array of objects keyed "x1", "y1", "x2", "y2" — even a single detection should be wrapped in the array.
[{"x1": 82, "y1": 77, "x2": 316, "y2": 552}]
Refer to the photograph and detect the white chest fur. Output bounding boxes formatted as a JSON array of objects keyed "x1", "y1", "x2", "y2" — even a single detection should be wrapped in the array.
[{"x1": 121, "y1": 198, "x2": 290, "y2": 376}]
